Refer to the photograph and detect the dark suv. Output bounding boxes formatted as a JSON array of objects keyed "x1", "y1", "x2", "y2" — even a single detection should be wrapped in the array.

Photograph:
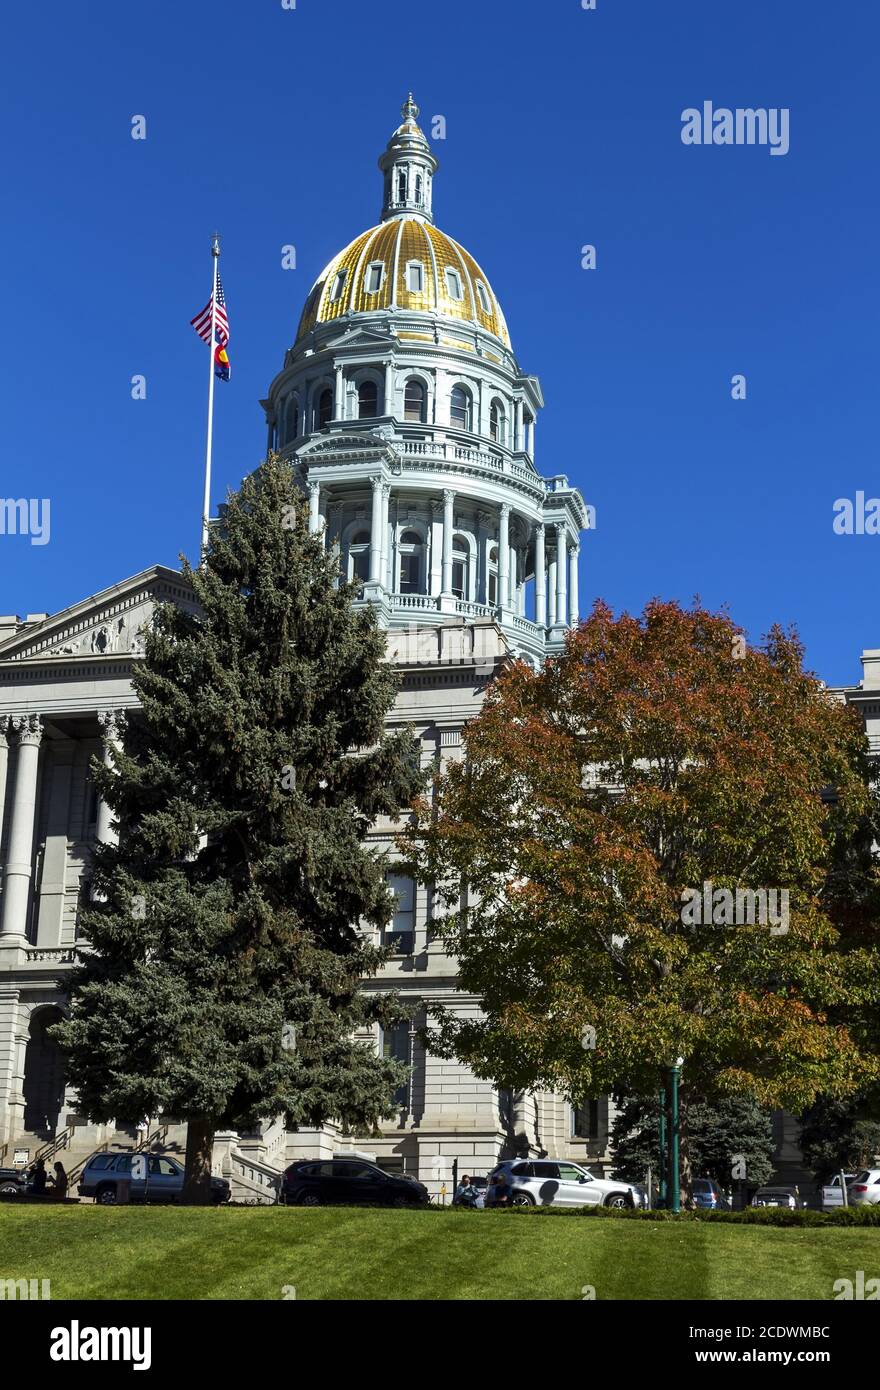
[
  {"x1": 78, "y1": 1152, "x2": 230, "y2": 1205},
  {"x1": 281, "y1": 1158, "x2": 429, "y2": 1208}
]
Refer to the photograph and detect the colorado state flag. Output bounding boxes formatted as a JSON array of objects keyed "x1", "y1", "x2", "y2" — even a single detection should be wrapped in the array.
[{"x1": 214, "y1": 339, "x2": 231, "y2": 382}]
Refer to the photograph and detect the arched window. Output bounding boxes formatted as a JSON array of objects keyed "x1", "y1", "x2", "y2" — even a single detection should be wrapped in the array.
[
  {"x1": 398, "y1": 529, "x2": 425, "y2": 594},
  {"x1": 348, "y1": 530, "x2": 370, "y2": 586},
  {"x1": 490, "y1": 400, "x2": 507, "y2": 446},
  {"x1": 285, "y1": 395, "x2": 300, "y2": 443},
  {"x1": 404, "y1": 378, "x2": 427, "y2": 422},
  {"x1": 317, "y1": 388, "x2": 333, "y2": 429},
  {"x1": 397, "y1": 168, "x2": 408, "y2": 203},
  {"x1": 487, "y1": 544, "x2": 499, "y2": 606},
  {"x1": 358, "y1": 380, "x2": 379, "y2": 418},
  {"x1": 451, "y1": 534, "x2": 469, "y2": 601},
  {"x1": 450, "y1": 385, "x2": 472, "y2": 431}
]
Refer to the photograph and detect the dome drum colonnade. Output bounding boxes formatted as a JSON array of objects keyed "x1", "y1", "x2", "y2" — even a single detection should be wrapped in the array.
[{"x1": 264, "y1": 95, "x2": 589, "y2": 661}]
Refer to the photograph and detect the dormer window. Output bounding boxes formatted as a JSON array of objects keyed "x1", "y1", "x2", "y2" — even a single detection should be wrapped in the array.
[
  {"x1": 329, "y1": 269, "x2": 348, "y2": 303},
  {"x1": 406, "y1": 261, "x2": 425, "y2": 294},
  {"x1": 445, "y1": 267, "x2": 464, "y2": 301},
  {"x1": 475, "y1": 281, "x2": 491, "y2": 315},
  {"x1": 365, "y1": 262, "x2": 385, "y2": 295}
]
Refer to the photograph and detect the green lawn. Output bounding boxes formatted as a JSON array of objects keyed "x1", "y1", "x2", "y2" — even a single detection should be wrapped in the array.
[{"x1": 2, "y1": 1205, "x2": 879, "y2": 1300}]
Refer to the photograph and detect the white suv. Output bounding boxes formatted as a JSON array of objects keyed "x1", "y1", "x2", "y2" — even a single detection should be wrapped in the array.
[
  {"x1": 488, "y1": 1159, "x2": 639, "y2": 1208},
  {"x1": 848, "y1": 1170, "x2": 880, "y2": 1206}
]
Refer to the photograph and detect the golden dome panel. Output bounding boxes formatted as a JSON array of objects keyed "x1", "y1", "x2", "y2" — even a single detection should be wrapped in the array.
[{"x1": 296, "y1": 217, "x2": 510, "y2": 349}]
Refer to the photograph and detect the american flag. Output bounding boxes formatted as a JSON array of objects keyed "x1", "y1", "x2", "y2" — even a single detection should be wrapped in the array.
[{"x1": 190, "y1": 276, "x2": 230, "y2": 346}]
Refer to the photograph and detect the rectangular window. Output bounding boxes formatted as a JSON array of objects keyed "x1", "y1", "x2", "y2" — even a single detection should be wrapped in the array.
[
  {"x1": 571, "y1": 1100, "x2": 601, "y2": 1140},
  {"x1": 381, "y1": 1020, "x2": 411, "y2": 1107},
  {"x1": 406, "y1": 262, "x2": 424, "y2": 293},
  {"x1": 366, "y1": 263, "x2": 384, "y2": 294},
  {"x1": 384, "y1": 872, "x2": 415, "y2": 953},
  {"x1": 452, "y1": 559, "x2": 466, "y2": 600}
]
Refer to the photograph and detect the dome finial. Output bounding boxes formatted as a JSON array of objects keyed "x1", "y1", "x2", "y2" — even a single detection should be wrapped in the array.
[{"x1": 379, "y1": 93, "x2": 438, "y2": 224}]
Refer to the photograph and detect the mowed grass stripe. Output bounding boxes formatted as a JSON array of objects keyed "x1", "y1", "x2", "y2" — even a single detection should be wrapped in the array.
[{"x1": 1, "y1": 1207, "x2": 879, "y2": 1301}]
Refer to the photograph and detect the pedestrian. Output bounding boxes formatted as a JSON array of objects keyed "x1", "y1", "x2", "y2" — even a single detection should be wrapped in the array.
[
  {"x1": 454, "y1": 1174, "x2": 479, "y2": 1207},
  {"x1": 486, "y1": 1172, "x2": 511, "y2": 1208},
  {"x1": 29, "y1": 1157, "x2": 48, "y2": 1196},
  {"x1": 51, "y1": 1162, "x2": 69, "y2": 1200}
]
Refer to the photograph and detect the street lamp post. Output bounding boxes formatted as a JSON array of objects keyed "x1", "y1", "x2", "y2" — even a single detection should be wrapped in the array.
[
  {"x1": 658, "y1": 1088, "x2": 667, "y2": 1209},
  {"x1": 667, "y1": 1060, "x2": 683, "y2": 1214}
]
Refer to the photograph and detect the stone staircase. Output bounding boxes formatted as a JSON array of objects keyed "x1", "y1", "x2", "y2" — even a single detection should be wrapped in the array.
[{"x1": 3, "y1": 1118, "x2": 284, "y2": 1203}]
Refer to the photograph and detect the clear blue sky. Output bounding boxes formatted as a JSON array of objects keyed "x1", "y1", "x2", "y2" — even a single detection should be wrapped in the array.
[{"x1": 1, "y1": 0, "x2": 877, "y2": 685}]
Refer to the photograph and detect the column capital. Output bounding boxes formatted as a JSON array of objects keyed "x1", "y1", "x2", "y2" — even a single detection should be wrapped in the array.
[
  {"x1": 534, "y1": 520, "x2": 545, "y2": 534},
  {"x1": 307, "y1": 478, "x2": 320, "y2": 497},
  {"x1": 499, "y1": 501, "x2": 511, "y2": 518},
  {"x1": 442, "y1": 487, "x2": 455, "y2": 506},
  {"x1": 0, "y1": 715, "x2": 11, "y2": 740},
  {"x1": 371, "y1": 474, "x2": 384, "y2": 492},
  {"x1": 11, "y1": 714, "x2": 42, "y2": 746}
]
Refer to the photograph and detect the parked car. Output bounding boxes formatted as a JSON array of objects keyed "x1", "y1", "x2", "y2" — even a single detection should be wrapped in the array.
[
  {"x1": 847, "y1": 1170, "x2": 880, "y2": 1206},
  {"x1": 691, "y1": 1178, "x2": 730, "y2": 1211},
  {"x1": 78, "y1": 1152, "x2": 230, "y2": 1205},
  {"x1": 750, "y1": 1186, "x2": 802, "y2": 1210},
  {"x1": 486, "y1": 1159, "x2": 640, "y2": 1209},
  {"x1": 280, "y1": 1158, "x2": 429, "y2": 1208},
  {"x1": 821, "y1": 1173, "x2": 857, "y2": 1210},
  {"x1": 0, "y1": 1167, "x2": 28, "y2": 1197}
]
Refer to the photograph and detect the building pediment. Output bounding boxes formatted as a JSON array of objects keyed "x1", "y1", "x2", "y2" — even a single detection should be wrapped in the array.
[
  {"x1": 297, "y1": 431, "x2": 399, "y2": 469},
  {"x1": 0, "y1": 565, "x2": 196, "y2": 666}
]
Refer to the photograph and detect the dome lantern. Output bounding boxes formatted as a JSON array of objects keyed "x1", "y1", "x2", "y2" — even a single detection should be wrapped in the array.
[{"x1": 378, "y1": 93, "x2": 438, "y2": 225}]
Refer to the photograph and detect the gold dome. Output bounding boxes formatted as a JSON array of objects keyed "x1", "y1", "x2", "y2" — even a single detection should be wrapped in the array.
[{"x1": 296, "y1": 216, "x2": 511, "y2": 349}]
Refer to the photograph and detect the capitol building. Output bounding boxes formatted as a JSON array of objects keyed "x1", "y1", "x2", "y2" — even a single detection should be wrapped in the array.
[{"x1": 0, "y1": 98, "x2": 855, "y2": 1196}]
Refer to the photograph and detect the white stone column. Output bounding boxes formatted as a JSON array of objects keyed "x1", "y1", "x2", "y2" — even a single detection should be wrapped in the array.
[
  {"x1": 308, "y1": 480, "x2": 321, "y2": 536},
  {"x1": 96, "y1": 711, "x2": 124, "y2": 847},
  {"x1": 569, "y1": 543, "x2": 580, "y2": 626},
  {"x1": 548, "y1": 558, "x2": 557, "y2": 626},
  {"x1": 534, "y1": 524, "x2": 547, "y2": 628},
  {"x1": 441, "y1": 489, "x2": 455, "y2": 596},
  {"x1": 369, "y1": 476, "x2": 385, "y2": 585},
  {"x1": 334, "y1": 364, "x2": 344, "y2": 420},
  {"x1": 498, "y1": 504, "x2": 510, "y2": 610},
  {"x1": 0, "y1": 718, "x2": 11, "y2": 857},
  {"x1": 381, "y1": 485, "x2": 392, "y2": 588},
  {"x1": 555, "y1": 525, "x2": 568, "y2": 627},
  {"x1": 0, "y1": 715, "x2": 43, "y2": 944},
  {"x1": 514, "y1": 399, "x2": 524, "y2": 452},
  {"x1": 384, "y1": 360, "x2": 394, "y2": 417},
  {"x1": 509, "y1": 546, "x2": 518, "y2": 610}
]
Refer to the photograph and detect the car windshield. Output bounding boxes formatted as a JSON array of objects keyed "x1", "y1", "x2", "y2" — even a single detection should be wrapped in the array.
[{"x1": 693, "y1": 1180, "x2": 711, "y2": 1191}]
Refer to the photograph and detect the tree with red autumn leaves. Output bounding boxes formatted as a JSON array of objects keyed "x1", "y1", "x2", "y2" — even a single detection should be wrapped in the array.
[{"x1": 405, "y1": 600, "x2": 880, "y2": 1112}]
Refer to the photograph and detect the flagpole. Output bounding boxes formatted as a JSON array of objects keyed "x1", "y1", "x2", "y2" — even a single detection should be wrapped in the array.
[{"x1": 201, "y1": 232, "x2": 221, "y2": 556}]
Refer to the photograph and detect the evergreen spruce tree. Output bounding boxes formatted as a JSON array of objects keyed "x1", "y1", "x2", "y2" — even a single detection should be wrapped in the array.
[
  {"x1": 54, "y1": 456, "x2": 423, "y2": 1202},
  {"x1": 610, "y1": 1093, "x2": 776, "y2": 1191}
]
